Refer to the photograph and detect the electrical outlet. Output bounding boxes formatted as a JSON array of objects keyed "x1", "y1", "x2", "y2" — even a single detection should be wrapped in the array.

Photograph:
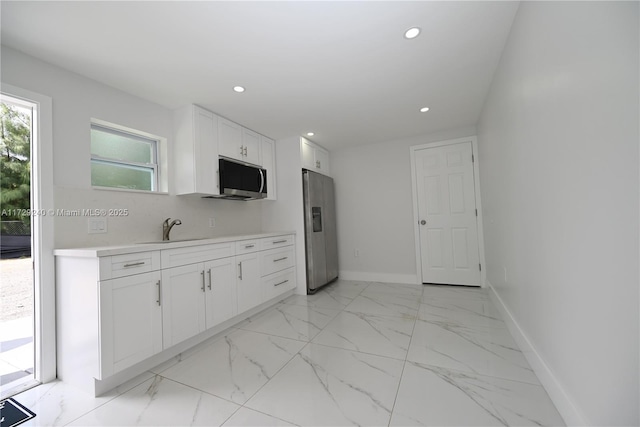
[
  {"x1": 209, "y1": 218, "x2": 216, "y2": 228},
  {"x1": 88, "y1": 218, "x2": 107, "y2": 234},
  {"x1": 354, "y1": 249, "x2": 360, "y2": 257}
]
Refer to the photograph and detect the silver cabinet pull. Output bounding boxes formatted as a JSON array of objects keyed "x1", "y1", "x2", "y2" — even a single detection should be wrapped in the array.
[
  {"x1": 274, "y1": 279, "x2": 288, "y2": 287},
  {"x1": 207, "y1": 268, "x2": 212, "y2": 290},
  {"x1": 156, "y1": 280, "x2": 161, "y2": 306},
  {"x1": 272, "y1": 240, "x2": 287, "y2": 244},
  {"x1": 273, "y1": 257, "x2": 288, "y2": 262},
  {"x1": 201, "y1": 271, "x2": 205, "y2": 292},
  {"x1": 245, "y1": 244, "x2": 255, "y2": 249},
  {"x1": 124, "y1": 261, "x2": 145, "y2": 268},
  {"x1": 238, "y1": 262, "x2": 243, "y2": 280}
]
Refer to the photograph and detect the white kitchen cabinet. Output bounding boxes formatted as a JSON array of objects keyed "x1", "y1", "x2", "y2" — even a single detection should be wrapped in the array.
[
  {"x1": 261, "y1": 136, "x2": 277, "y2": 200},
  {"x1": 55, "y1": 233, "x2": 295, "y2": 396},
  {"x1": 219, "y1": 117, "x2": 262, "y2": 166},
  {"x1": 161, "y1": 263, "x2": 208, "y2": 348},
  {"x1": 236, "y1": 252, "x2": 262, "y2": 313},
  {"x1": 174, "y1": 105, "x2": 220, "y2": 196},
  {"x1": 300, "y1": 137, "x2": 330, "y2": 176},
  {"x1": 99, "y1": 271, "x2": 162, "y2": 378},
  {"x1": 218, "y1": 117, "x2": 243, "y2": 161},
  {"x1": 242, "y1": 128, "x2": 262, "y2": 165},
  {"x1": 204, "y1": 257, "x2": 237, "y2": 326}
]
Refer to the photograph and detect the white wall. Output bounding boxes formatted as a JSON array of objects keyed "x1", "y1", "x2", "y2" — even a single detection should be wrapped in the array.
[
  {"x1": 1, "y1": 47, "x2": 262, "y2": 248},
  {"x1": 477, "y1": 2, "x2": 639, "y2": 425},
  {"x1": 331, "y1": 127, "x2": 476, "y2": 284}
]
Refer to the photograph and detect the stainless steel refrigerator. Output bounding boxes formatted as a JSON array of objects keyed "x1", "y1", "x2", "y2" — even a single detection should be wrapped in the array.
[{"x1": 303, "y1": 170, "x2": 338, "y2": 294}]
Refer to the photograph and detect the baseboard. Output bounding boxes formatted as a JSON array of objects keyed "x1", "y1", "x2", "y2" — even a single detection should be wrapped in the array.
[
  {"x1": 339, "y1": 270, "x2": 417, "y2": 285},
  {"x1": 486, "y1": 281, "x2": 589, "y2": 426}
]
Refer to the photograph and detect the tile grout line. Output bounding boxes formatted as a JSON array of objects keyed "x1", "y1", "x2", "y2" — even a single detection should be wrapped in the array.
[{"x1": 386, "y1": 284, "x2": 423, "y2": 427}]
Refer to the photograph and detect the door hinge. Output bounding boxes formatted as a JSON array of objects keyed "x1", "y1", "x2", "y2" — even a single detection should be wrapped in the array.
[{"x1": 479, "y1": 263, "x2": 482, "y2": 271}]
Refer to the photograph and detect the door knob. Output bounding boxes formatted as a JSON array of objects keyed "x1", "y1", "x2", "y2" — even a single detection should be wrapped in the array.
[{"x1": 420, "y1": 220, "x2": 427, "y2": 225}]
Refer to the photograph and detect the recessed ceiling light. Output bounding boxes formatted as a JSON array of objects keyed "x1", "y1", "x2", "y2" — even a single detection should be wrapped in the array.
[
  {"x1": 420, "y1": 107, "x2": 430, "y2": 113},
  {"x1": 306, "y1": 132, "x2": 315, "y2": 137},
  {"x1": 233, "y1": 86, "x2": 245, "y2": 93},
  {"x1": 404, "y1": 27, "x2": 421, "y2": 39}
]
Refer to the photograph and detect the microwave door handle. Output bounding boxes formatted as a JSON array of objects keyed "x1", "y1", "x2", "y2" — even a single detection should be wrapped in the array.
[{"x1": 259, "y1": 169, "x2": 264, "y2": 194}]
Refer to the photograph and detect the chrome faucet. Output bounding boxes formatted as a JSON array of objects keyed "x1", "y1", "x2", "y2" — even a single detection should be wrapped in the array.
[{"x1": 163, "y1": 218, "x2": 182, "y2": 241}]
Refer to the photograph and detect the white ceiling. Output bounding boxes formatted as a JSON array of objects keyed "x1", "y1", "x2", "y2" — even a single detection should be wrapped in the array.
[{"x1": 1, "y1": 1, "x2": 519, "y2": 150}]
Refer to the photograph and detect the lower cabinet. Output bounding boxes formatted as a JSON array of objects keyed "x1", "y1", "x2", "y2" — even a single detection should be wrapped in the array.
[
  {"x1": 99, "y1": 271, "x2": 163, "y2": 378},
  {"x1": 55, "y1": 233, "x2": 296, "y2": 394},
  {"x1": 236, "y1": 252, "x2": 262, "y2": 313},
  {"x1": 161, "y1": 263, "x2": 208, "y2": 349},
  {"x1": 205, "y1": 257, "x2": 237, "y2": 327}
]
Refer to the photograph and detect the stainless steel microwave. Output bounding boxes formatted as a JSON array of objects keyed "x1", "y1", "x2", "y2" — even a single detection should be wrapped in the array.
[{"x1": 216, "y1": 158, "x2": 267, "y2": 200}]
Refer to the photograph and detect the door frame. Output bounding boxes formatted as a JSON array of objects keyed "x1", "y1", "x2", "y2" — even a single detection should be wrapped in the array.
[
  {"x1": 409, "y1": 136, "x2": 487, "y2": 286},
  {"x1": 1, "y1": 83, "x2": 56, "y2": 384}
]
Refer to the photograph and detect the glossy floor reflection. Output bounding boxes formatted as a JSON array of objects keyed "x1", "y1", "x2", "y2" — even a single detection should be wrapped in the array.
[{"x1": 12, "y1": 281, "x2": 565, "y2": 426}]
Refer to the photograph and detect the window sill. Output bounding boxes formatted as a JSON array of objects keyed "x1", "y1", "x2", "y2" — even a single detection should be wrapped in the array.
[{"x1": 92, "y1": 186, "x2": 169, "y2": 196}]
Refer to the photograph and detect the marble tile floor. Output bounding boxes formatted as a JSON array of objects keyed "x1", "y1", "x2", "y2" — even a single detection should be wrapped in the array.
[{"x1": 10, "y1": 280, "x2": 565, "y2": 426}]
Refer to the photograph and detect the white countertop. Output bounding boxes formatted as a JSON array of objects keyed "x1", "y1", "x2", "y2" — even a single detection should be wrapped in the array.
[{"x1": 53, "y1": 231, "x2": 296, "y2": 258}]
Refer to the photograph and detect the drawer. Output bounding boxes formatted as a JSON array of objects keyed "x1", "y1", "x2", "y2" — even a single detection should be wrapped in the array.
[
  {"x1": 260, "y1": 235, "x2": 294, "y2": 250},
  {"x1": 104, "y1": 251, "x2": 160, "y2": 280},
  {"x1": 161, "y1": 242, "x2": 234, "y2": 269},
  {"x1": 262, "y1": 267, "x2": 296, "y2": 301},
  {"x1": 235, "y1": 239, "x2": 260, "y2": 255},
  {"x1": 260, "y1": 247, "x2": 295, "y2": 277}
]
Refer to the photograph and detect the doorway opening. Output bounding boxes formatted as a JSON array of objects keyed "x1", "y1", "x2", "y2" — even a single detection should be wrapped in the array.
[{"x1": 0, "y1": 98, "x2": 37, "y2": 397}]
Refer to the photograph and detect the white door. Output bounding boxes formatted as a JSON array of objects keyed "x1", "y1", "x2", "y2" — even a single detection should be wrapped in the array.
[
  {"x1": 415, "y1": 142, "x2": 481, "y2": 285},
  {"x1": 235, "y1": 253, "x2": 261, "y2": 313},
  {"x1": 204, "y1": 257, "x2": 237, "y2": 328}
]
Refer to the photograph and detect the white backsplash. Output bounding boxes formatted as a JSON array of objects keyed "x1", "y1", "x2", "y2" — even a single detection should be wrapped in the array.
[{"x1": 54, "y1": 186, "x2": 263, "y2": 249}]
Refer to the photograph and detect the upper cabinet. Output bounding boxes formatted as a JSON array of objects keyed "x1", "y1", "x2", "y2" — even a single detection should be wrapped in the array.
[
  {"x1": 218, "y1": 117, "x2": 262, "y2": 166},
  {"x1": 174, "y1": 105, "x2": 276, "y2": 199},
  {"x1": 301, "y1": 137, "x2": 330, "y2": 176},
  {"x1": 174, "y1": 105, "x2": 220, "y2": 196}
]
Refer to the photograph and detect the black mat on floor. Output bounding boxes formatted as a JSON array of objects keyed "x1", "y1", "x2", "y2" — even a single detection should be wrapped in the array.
[{"x1": 0, "y1": 398, "x2": 36, "y2": 427}]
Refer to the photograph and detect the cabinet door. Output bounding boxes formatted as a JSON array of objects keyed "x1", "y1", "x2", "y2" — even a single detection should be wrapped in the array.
[
  {"x1": 218, "y1": 117, "x2": 243, "y2": 161},
  {"x1": 204, "y1": 257, "x2": 237, "y2": 328},
  {"x1": 194, "y1": 107, "x2": 219, "y2": 195},
  {"x1": 161, "y1": 263, "x2": 206, "y2": 348},
  {"x1": 260, "y1": 136, "x2": 277, "y2": 200},
  {"x1": 235, "y1": 253, "x2": 262, "y2": 313},
  {"x1": 242, "y1": 128, "x2": 262, "y2": 166},
  {"x1": 99, "y1": 271, "x2": 162, "y2": 378},
  {"x1": 300, "y1": 138, "x2": 315, "y2": 170},
  {"x1": 315, "y1": 146, "x2": 330, "y2": 175}
]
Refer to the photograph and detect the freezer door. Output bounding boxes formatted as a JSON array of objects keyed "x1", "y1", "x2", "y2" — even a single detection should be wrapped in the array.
[
  {"x1": 303, "y1": 171, "x2": 327, "y2": 291},
  {"x1": 322, "y1": 174, "x2": 339, "y2": 282}
]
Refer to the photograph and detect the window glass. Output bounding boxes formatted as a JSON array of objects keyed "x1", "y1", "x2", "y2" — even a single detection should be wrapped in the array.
[{"x1": 90, "y1": 123, "x2": 159, "y2": 191}]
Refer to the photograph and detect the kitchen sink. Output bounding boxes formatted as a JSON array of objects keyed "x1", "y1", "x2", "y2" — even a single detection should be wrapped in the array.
[{"x1": 136, "y1": 238, "x2": 209, "y2": 244}]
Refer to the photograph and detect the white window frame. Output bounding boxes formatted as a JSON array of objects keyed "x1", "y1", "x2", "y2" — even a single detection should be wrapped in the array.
[{"x1": 90, "y1": 119, "x2": 164, "y2": 193}]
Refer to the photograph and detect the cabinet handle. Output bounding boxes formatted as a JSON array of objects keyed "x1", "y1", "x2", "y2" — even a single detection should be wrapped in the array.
[
  {"x1": 274, "y1": 257, "x2": 288, "y2": 262},
  {"x1": 207, "y1": 268, "x2": 212, "y2": 290},
  {"x1": 244, "y1": 147, "x2": 248, "y2": 156},
  {"x1": 156, "y1": 280, "x2": 161, "y2": 306},
  {"x1": 238, "y1": 262, "x2": 243, "y2": 280},
  {"x1": 124, "y1": 261, "x2": 145, "y2": 268},
  {"x1": 274, "y1": 279, "x2": 289, "y2": 287},
  {"x1": 240, "y1": 145, "x2": 244, "y2": 156},
  {"x1": 201, "y1": 271, "x2": 205, "y2": 292},
  {"x1": 244, "y1": 244, "x2": 255, "y2": 249},
  {"x1": 272, "y1": 240, "x2": 287, "y2": 244}
]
